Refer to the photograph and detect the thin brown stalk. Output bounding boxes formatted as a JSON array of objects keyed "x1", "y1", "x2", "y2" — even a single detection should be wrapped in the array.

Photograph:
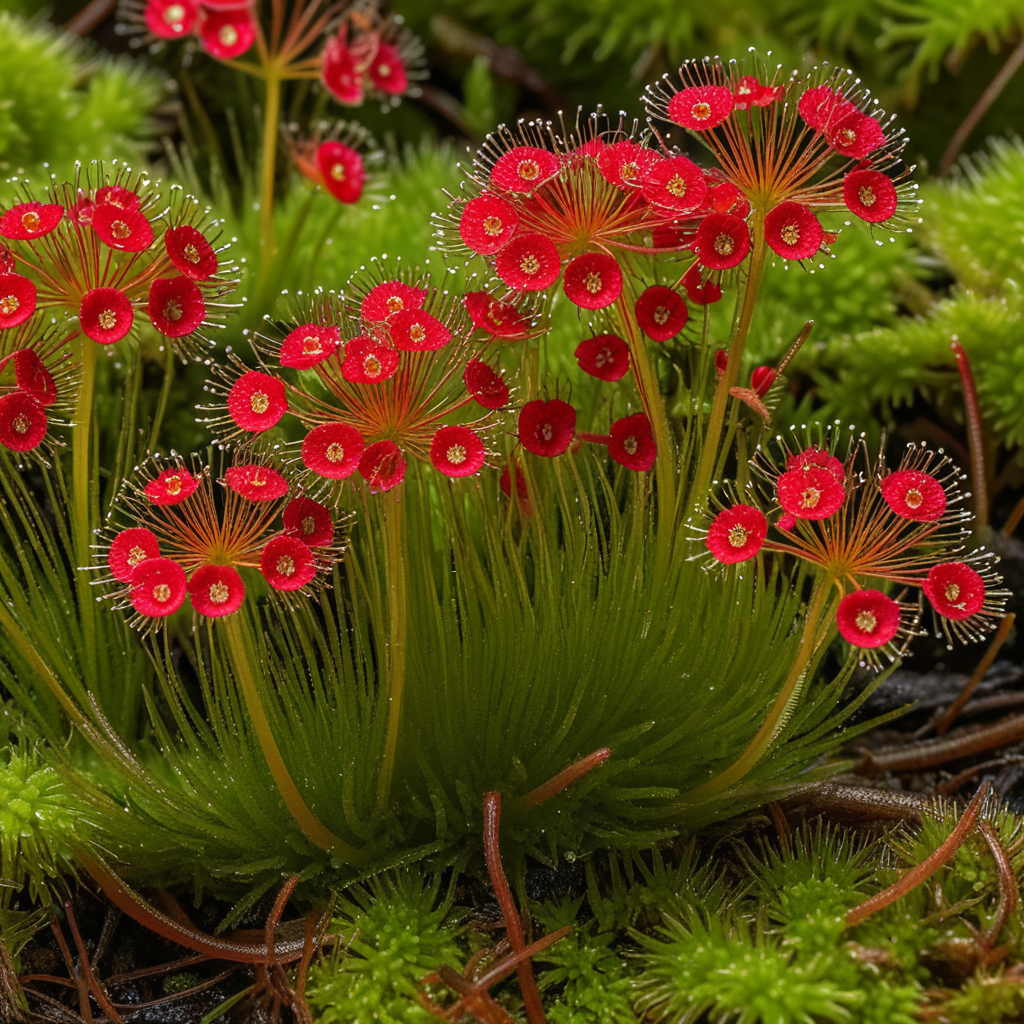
[
  {"x1": 64, "y1": 901, "x2": 125, "y2": 1024},
  {"x1": 936, "y1": 613, "x2": 1016, "y2": 735},
  {"x1": 978, "y1": 822, "x2": 1018, "y2": 948},
  {"x1": 940, "y1": 37, "x2": 1024, "y2": 175},
  {"x1": 515, "y1": 749, "x2": 610, "y2": 812},
  {"x1": 951, "y1": 340, "x2": 989, "y2": 527},
  {"x1": 482, "y1": 793, "x2": 547, "y2": 1024},
  {"x1": 844, "y1": 783, "x2": 989, "y2": 928},
  {"x1": 855, "y1": 714, "x2": 1024, "y2": 776}
]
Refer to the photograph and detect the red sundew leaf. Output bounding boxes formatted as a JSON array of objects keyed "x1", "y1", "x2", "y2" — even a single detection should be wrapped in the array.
[
  {"x1": 764, "y1": 201, "x2": 823, "y2": 261},
  {"x1": 131, "y1": 557, "x2": 187, "y2": 618},
  {"x1": 282, "y1": 496, "x2": 333, "y2": 547},
  {"x1": 109, "y1": 527, "x2": 161, "y2": 584},
  {"x1": 145, "y1": 467, "x2": 200, "y2": 505},
  {"x1": 459, "y1": 193, "x2": 519, "y2": 255},
  {"x1": 837, "y1": 590, "x2": 901, "y2": 648},
  {"x1": 462, "y1": 291, "x2": 530, "y2": 339},
  {"x1": 342, "y1": 335, "x2": 399, "y2": 383},
  {"x1": 13, "y1": 350, "x2": 56, "y2": 407},
  {"x1": 95, "y1": 186, "x2": 141, "y2": 211},
  {"x1": 358, "y1": 439, "x2": 406, "y2": 491},
  {"x1": 500, "y1": 459, "x2": 530, "y2": 513},
  {"x1": 596, "y1": 140, "x2": 662, "y2": 190},
  {"x1": 0, "y1": 274, "x2": 37, "y2": 328},
  {"x1": 144, "y1": 0, "x2": 200, "y2": 38},
  {"x1": 0, "y1": 391, "x2": 46, "y2": 451},
  {"x1": 430, "y1": 424, "x2": 486, "y2": 477},
  {"x1": 635, "y1": 285, "x2": 688, "y2": 342},
  {"x1": 519, "y1": 399, "x2": 575, "y2": 457},
  {"x1": 787, "y1": 447, "x2": 844, "y2": 479},
  {"x1": 776, "y1": 465, "x2": 845, "y2": 520},
  {"x1": 197, "y1": 8, "x2": 256, "y2": 59},
  {"x1": 706, "y1": 504, "x2": 767, "y2": 563},
  {"x1": 797, "y1": 85, "x2": 855, "y2": 131},
  {"x1": 694, "y1": 212, "x2": 750, "y2": 269},
  {"x1": 880, "y1": 470, "x2": 947, "y2": 522},
  {"x1": 261, "y1": 535, "x2": 317, "y2": 591},
  {"x1": 667, "y1": 85, "x2": 734, "y2": 130},
  {"x1": 682, "y1": 263, "x2": 722, "y2": 305},
  {"x1": 751, "y1": 366, "x2": 776, "y2": 397},
  {"x1": 224, "y1": 465, "x2": 289, "y2": 501},
  {"x1": 495, "y1": 233, "x2": 561, "y2": 292},
  {"x1": 321, "y1": 35, "x2": 365, "y2": 105},
  {"x1": 316, "y1": 142, "x2": 365, "y2": 204},
  {"x1": 733, "y1": 75, "x2": 782, "y2": 110},
  {"x1": 302, "y1": 422, "x2": 364, "y2": 479},
  {"x1": 562, "y1": 252, "x2": 622, "y2": 309},
  {"x1": 843, "y1": 169, "x2": 898, "y2": 222},
  {"x1": 574, "y1": 334, "x2": 629, "y2": 382},
  {"x1": 387, "y1": 308, "x2": 452, "y2": 351},
  {"x1": 188, "y1": 563, "x2": 245, "y2": 617},
  {"x1": 227, "y1": 371, "x2": 288, "y2": 433},
  {"x1": 640, "y1": 156, "x2": 707, "y2": 213},
  {"x1": 148, "y1": 276, "x2": 206, "y2": 337},
  {"x1": 608, "y1": 413, "x2": 656, "y2": 471},
  {"x1": 825, "y1": 111, "x2": 886, "y2": 159},
  {"x1": 0, "y1": 201, "x2": 64, "y2": 241},
  {"x1": 92, "y1": 204, "x2": 154, "y2": 252},
  {"x1": 368, "y1": 41, "x2": 408, "y2": 95},
  {"x1": 361, "y1": 281, "x2": 427, "y2": 322},
  {"x1": 490, "y1": 146, "x2": 560, "y2": 193},
  {"x1": 279, "y1": 323, "x2": 340, "y2": 368},
  {"x1": 464, "y1": 358, "x2": 509, "y2": 409},
  {"x1": 924, "y1": 562, "x2": 986, "y2": 620},
  {"x1": 79, "y1": 287, "x2": 134, "y2": 344},
  {"x1": 706, "y1": 180, "x2": 751, "y2": 219},
  {"x1": 165, "y1": 225, "x2": 219, "y2": 281}
]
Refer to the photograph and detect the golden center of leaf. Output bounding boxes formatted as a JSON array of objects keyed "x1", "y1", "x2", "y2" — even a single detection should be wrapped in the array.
[
  {"x1": 128, "y1": 545, "x2": 147, "y2": 567},
  {"x1": 781, "y1": 224, "x2": 800, "y2": 246},
  {"x1": 386, "y1": 296, "x2": 404, "y2": 313},
  {"x1": 98, "y1": 309, "x2": 118, "y2": 330},
  {"x1": 250, "y1": 391, "x2": 269, "y2": 414},
  {"x1": 666, "y1": 174, "x2": 689, "y2": 197},
  {"x1": 691, "y1": 101, "x2": 712, "y2": 121},
  {"x1": 183, "y1": 242, "x2": 201, "y2": 263},
  {"x1": 483, "y1": 215, "x2": 504, "y2": 236},
  {"x1": 653, "y1": 305, "x2": 670, "y2": 325},
  {"x1": 0, "y1": 295, "x2": 19, "y2": 315},
  {"x1": 12, "y1": 413, "x2": 30, "y2": 435},
  {"x1": 326, "y1": 442, "x2": 346, "y2": 462},
  {"x1": 714, "y1": 233, "x2": 734, "y2": 256},
  {"x1": 800, "y1": 487, "x2": 820, "y2": 509},
  {"x1": 111, "y1": 219, "x2": 131, "y2": 239},
  {"x1": 275, "y1": 555, "x2": 295, "y2": 576},
  {"x1": 165, "y1": 475, "x2": 182, "y2": 495},
  {"x1": 22, "y1": 212, "x2": 40, "y2": 232},
  {"x1": 584, "y1": 271, "x2": 603, "y2": 294},
  {"x1": 330, "y1": 163, "x2": 346, "y2": 181},
  {"x1": 152, "y1": 583, "x2": 172, "y2": 602},
  {"x1": 858, "y1": 185, "x2": 876, "y2": 207},
  {"x1": 855, "y1": 610, "x2": 877, "y2": 632},
  {"x1": 904, "y1": 488, "x2": 923, "y2": 508},
  {"x1": 945, "y1": 583, "x2": 961, "y2": 602},
  {"x1": 520, "y1": 255, "x2": 541, "y2": 275},
  {"x1": 301, "y1": 515, "x2": 316, "y2": 535},
  {"x1": 446, "y1": 444, "x2": 467, "y2": 464},
  {"x1": 728, "y1": 525, "x2": 748, "y2": 548},
  {"x1": 209, "y1": 582, "x2": 230, "y2": 604},
  {"x1": 517, "y1": 159, "x2": 540, "y2": 181},
  {"x1": 163, "y1": 300, "x2": 183, "y2": 322}
]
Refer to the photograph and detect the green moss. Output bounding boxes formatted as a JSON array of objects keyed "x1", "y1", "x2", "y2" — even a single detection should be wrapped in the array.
[
  {"x1": 0, "y1": 751, "x2": 79, "y2": 907},
  {"x1": 0, "y1": 13, "x2": 164, "y2": 199},
  {"x1": 305, "y1": 872, "x2": 464, "y2": 1024}
]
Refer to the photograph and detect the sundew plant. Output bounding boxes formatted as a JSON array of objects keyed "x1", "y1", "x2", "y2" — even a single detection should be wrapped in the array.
[{"x1": 0, "y1": 32, "x2": 1014, "y2": 1023}]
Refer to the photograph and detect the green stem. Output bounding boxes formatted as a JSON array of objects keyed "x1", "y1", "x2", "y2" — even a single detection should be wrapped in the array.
[
  {"x1": 613, "y1": 284, "x2": 676, "y2": 574},
  {"x1": 221, "y1": 614, "x2": 367, "y2": 864},
  {"x1": 687, "y1": 211, "x2": 769, "y2": 516},
  {"x1": 681, "y1": 581, "x2": 834, "y2": 803},
  {"x1": 72, "y1": 335, "x2": 98, "y2": 683},
  {"x1": 146, "y1": 344, "x2": 175, "y2": 456},
  {"x1": 258, "y1": 68, "x2": 282, "y2": 266},
  {"x1": 374, "y1": 489, "x2": 408, "y2": 815}
]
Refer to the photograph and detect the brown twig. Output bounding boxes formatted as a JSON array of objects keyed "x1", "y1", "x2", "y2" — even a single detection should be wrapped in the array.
[
  {"x1": 65, "y1": 0, "x2": 118, "y2": 36},
  {"x1": 935, "y1": 614, "x2": 1016, "y2": 735},
  {"x1": 845, "y1": 783, "x2": 989, "y2": 927},
  {"x1": 936, "y1": 758, "x2": 1017, "y2": 796},
  {"x1": 482, "y1": 792, "x2": 547, "y2": 1024},
  {"x1": 515, "y1": 749, "x2": 611, "y2": 812},
  {"x1": 782, "y1": 782, "x2": 926, "y2": 823},
  {"x1": 767, "y1": 801, "x2": 792, "y2": 852},
  {"x1": 64, "y1": 900, "x2": 125, "y2": 1024},
  {"x1": 951, "y1": 339, "x2": 989, "y2": 527},
  {"x1": 855, "y1": 714, "x2": 1024, "y2": 776},
  {"x1": 978, "y1": 822, "x2": 1019, "y2": 948},
  {"x1": 49, "y1": 916, "x2": 93, "y2": 1024},
  {"x1": 940, "y1": 37, "x2": 1024, "y2": 175}
]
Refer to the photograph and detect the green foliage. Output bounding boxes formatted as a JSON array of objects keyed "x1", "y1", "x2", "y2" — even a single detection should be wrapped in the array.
[
  {"x1": 879, "y1": 0, "x2": 1024, "y2": 93},
  {"x1": 305, "y1": 872, "x2": 463, "y2": 1024},
  {"x1": 0, "y1": 12, "x2": 164, "y2": 199},
  {"x1": 0, "y1": 750, "x2": 79, "y2": 907},
  {"x1": 535, "y1": 899, "x2": 638, "y2": 1023},
  {"x1": 923, "y1": 137, "x2": 1024, "y2": 296}
]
